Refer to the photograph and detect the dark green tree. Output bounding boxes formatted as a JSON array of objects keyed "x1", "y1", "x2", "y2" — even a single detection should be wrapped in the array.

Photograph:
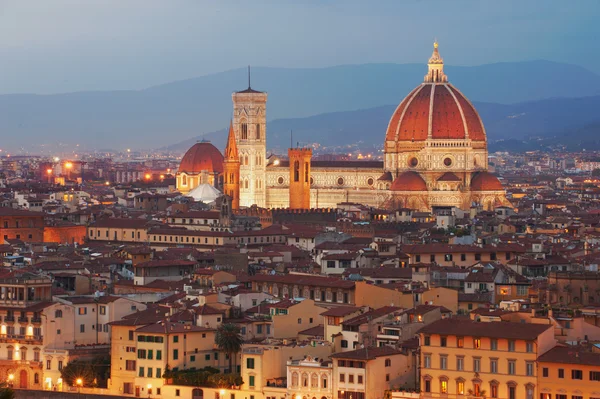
[
  {"x1": 0, "y1": 382, "x2": 15, "y2": 399},
  {"x1": 215, "y1": 323, "x2": 243, "y2": 374}
]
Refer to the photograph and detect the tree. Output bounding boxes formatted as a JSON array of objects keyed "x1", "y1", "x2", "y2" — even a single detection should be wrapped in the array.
[
  {"x1": 0, "y1": 382, "x2": 15, "y2": 399},
  {"x1": 215, "y1": 323, "x2": 243, "y2": 374}
]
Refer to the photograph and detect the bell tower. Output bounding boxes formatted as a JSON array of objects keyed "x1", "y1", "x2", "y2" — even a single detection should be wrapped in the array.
[
  {"x1": 232, "y1": 67, "x2": 267, "y2": 208},
  {"x1": 223, "y1": 121, "x2": 240, "y2": 210},
  {"x1": 288, "y1": 147, "x2": 312, "y2": 209}
]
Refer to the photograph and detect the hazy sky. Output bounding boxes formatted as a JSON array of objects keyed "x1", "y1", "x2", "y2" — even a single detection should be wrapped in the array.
[{"x1": 0, "y1": 0, "x2": 597, "y2": 94}]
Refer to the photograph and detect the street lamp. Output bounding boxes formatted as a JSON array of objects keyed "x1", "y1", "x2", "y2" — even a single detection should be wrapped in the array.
[
  {"x1": 295, "y1": 395, "x2": 301, "y2": 399},
  {"x1": 7, "y1": 374, "x2": 14, "y2": 388},
  {"x1": 147, "y1": 383, "x2": 152, "y2": 398},
  {"x1": 145, "y1": 173, "x2": 151, "y2": 180},
  {"x1": 220, "y1": 389, "x2": 226, "y2": 398},
  {"x1": 47, "y1": 168, "x2": 53, "y2": 184}
]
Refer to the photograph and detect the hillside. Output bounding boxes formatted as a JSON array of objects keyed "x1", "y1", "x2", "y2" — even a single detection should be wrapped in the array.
[
  {"x1": 1, "y1": 61, "x2": 599, "y2": 151},
  {"x1": 165, "y1": 95, "x2": 600, "y2": 154}
]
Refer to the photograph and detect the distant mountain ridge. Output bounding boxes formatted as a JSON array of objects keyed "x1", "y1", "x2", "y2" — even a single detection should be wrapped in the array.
[
  {"x1": 0, "y1": 60, "x2": 599, "y2": 151},
  {"x1": 165, "y1": 95, "x2": 600, "y2": 154}
]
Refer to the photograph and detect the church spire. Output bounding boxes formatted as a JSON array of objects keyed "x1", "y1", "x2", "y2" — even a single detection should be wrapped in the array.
[
  {"x1": 224, "y1": 120, "x2": 239, "y2": 161},
  {"x1": 424, "y1": 40, "x2": 448, "y2": 83}
]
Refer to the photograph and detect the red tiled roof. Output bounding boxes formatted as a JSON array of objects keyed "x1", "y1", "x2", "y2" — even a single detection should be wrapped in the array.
[
  {"x1": 178, "y1": 142, "x2": 224, "y2": 174},
  {"x1": 538, "y1": 346, "x2": 600, "y2": 366},
  {"x1": 135, "y1": 259, "x2": 196, "y2": 268},
  {"x1": 390, "y1": 171, "x2": 427, "y2": 192},
  {"x1": 419, "y1": 318, "x2": 551, "y2": 340},
  {"x1": 471, "y1": 172, "x2": 504, "y2": 191},
  {"x1": 331, "y1": 346, "x2": 402, "y2": 360},
  {"x1": 385, "y1": 83, "x2": 486, "y2": 143},
  {"x1": 320, "y1": 306, "x2": 360, "y2": 317}
]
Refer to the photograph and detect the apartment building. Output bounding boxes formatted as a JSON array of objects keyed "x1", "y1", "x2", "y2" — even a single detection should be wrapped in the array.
[
  {"x1": 331, "y1": 346, "x2": 411, "y2": 399},
  {"x1": 402, "y1": 244, "x2": 526, "y2": 267},
  {"x1": 418, "y1": 318, "x2": 555, "y2": 399},
  {"x1": 537, "y1": 346, "x2": 600, "y2": 399}
]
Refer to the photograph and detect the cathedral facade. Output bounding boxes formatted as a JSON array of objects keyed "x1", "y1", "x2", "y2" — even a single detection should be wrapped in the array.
[{"x1": 176, "y1": 43, "x2": 510, "y2": 212}]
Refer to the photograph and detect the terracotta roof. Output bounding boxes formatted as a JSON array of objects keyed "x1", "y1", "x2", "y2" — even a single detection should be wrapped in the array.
[
  {"x1": 385, "y1": 83, "x2": 486, "y2": 142},
  {"x1": 135, "y1": 259, "x2": 196, "y2": 268},
  {"x1": 538, "y1": 346, "x2": 600, "y2": 366},
  {"x1": 331, "y1": 346, "x2": 402, "y2": 360},
  {"x1": 343, "y1": 306, "x2": 401, "y2": 327},
  {"x1": 390, "y1": 171, "x2": 427, "y2": 192},
  {"x1": 419, "y1": 318, "x2": 552, "y2": 340},
  {"x1": 178, "y1": 141, "x2": 224, "y2": 174},
  {"x1": 195, "y1": 304, "x2": 224, "y2": 316},
  {"x1": 298, "y1": 324, "x2": 324, "y2": 337},
  {"x1": 438, "y1": 172, "x2": 461, "y2": 182},
  {"x1": 320, "y1": 306, "x2": 360, "y2": 317},
  {"x1": 136, "y1": 320, "x2": 213, "y2": 334},
  {"x1": 471, "y1": 172, "x2": 504, "y2": 191},
  {"x1": 378, "y1": 172, "x2": 393, "y2": 182}
]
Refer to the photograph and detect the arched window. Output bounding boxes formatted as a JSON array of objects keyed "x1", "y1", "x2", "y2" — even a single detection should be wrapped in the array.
[
  {"x1": 55, "y1": 310, "x2": 63, "y2": 318},
  {"x1": 192, "y1": 388, "x2": 204, "y2": 399},
  {"x1": 302, "y1": 373, "x2": 308, "y2": 387},
  {"x1": 291, "y1": 372, "x2": 299, "y2": 387}
]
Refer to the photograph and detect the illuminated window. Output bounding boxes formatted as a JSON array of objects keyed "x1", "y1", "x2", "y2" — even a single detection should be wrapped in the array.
[
  {"x1": 473, "y1": 338, "x2": 481, "y2": 349},
  {"x1": 440, "y1": 379, "x2": 448, "y2": 394}
]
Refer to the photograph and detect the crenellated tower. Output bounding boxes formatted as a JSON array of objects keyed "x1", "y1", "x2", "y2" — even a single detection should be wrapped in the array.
[
  {"x1": 232, "y1": 68, "x2": 267, "y2": 207},
  {"x1": 223, "y1": 120, "x2": 240, "y2": 210},
  {"x1": 288, "y1": 147, "x2": 312, "y2": 209}
]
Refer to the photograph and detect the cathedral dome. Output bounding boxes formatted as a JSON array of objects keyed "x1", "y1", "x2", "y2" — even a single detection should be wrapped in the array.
[
  {"x1": 471, "y1": 172, "x2": 503, "y2": 191},
  {"x1": 390, "y1": 171, "x2": 427, "y2": 191},
  {"x1": 179, "y1": 141, "x2": 224, "y2": 174},
  {"x1": 385, "y1": 42, "x2": 486, "y2": 143}
]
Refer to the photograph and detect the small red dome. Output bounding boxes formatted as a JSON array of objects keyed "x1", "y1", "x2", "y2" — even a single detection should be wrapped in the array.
[
  {"x1": 385, "y1": 84, "x2": 486, "y2": 143},
  {"x1": 391, "y1": 171, "x2": 427, "y2": 191},
  {"x1": 179, "y1": 142, "x2": 224, "y2": 174},
  {"x1": 471, "y1": 172, "x2": 503, "y2": 191}
]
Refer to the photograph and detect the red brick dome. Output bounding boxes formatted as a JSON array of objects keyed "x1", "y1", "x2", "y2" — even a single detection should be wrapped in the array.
[
  {"x1": 385, "y1": 43, "x2": 486, "y2": 144},
  {"x1": 390, "y1": 171, "x2": 427, "y2": 191},
  {"x1": 385, "y1": 84, "x2": 486, "y2": 143},
  {"x1": 471, "y1": 172, "x2": 503, "y2": 191},
  {"x1": 179, "y1": 141, "x2": 224, "y2": 174}
]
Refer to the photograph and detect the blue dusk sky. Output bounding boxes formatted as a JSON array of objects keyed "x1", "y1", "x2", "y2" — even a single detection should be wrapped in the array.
[{"x1": 0, "y1": 0, "x2": 597, "y2": 94}]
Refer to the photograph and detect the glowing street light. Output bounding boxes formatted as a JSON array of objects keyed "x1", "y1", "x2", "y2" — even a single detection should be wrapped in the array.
[
  {"x1": 219, "y1": 389, "x2": 226, "y2": 399},
  {"x1": 145, "y1": 173, "x2": 151, "y2": 180},
  {"x1": 7, "y1": 374, "x2": 14, "y2": 388},
  {"x1": 105, "y1": 181, "x2": 110, "y2": 186},
  {"x1": 147, "y1": 384, "x2": 152, "y2": 398},
  {"x1": 47, "y1": 168, "x2": 53, "y2": 184},
  {"x1": 76, "y1": 378, "x2": 82, "y2": 387}
]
